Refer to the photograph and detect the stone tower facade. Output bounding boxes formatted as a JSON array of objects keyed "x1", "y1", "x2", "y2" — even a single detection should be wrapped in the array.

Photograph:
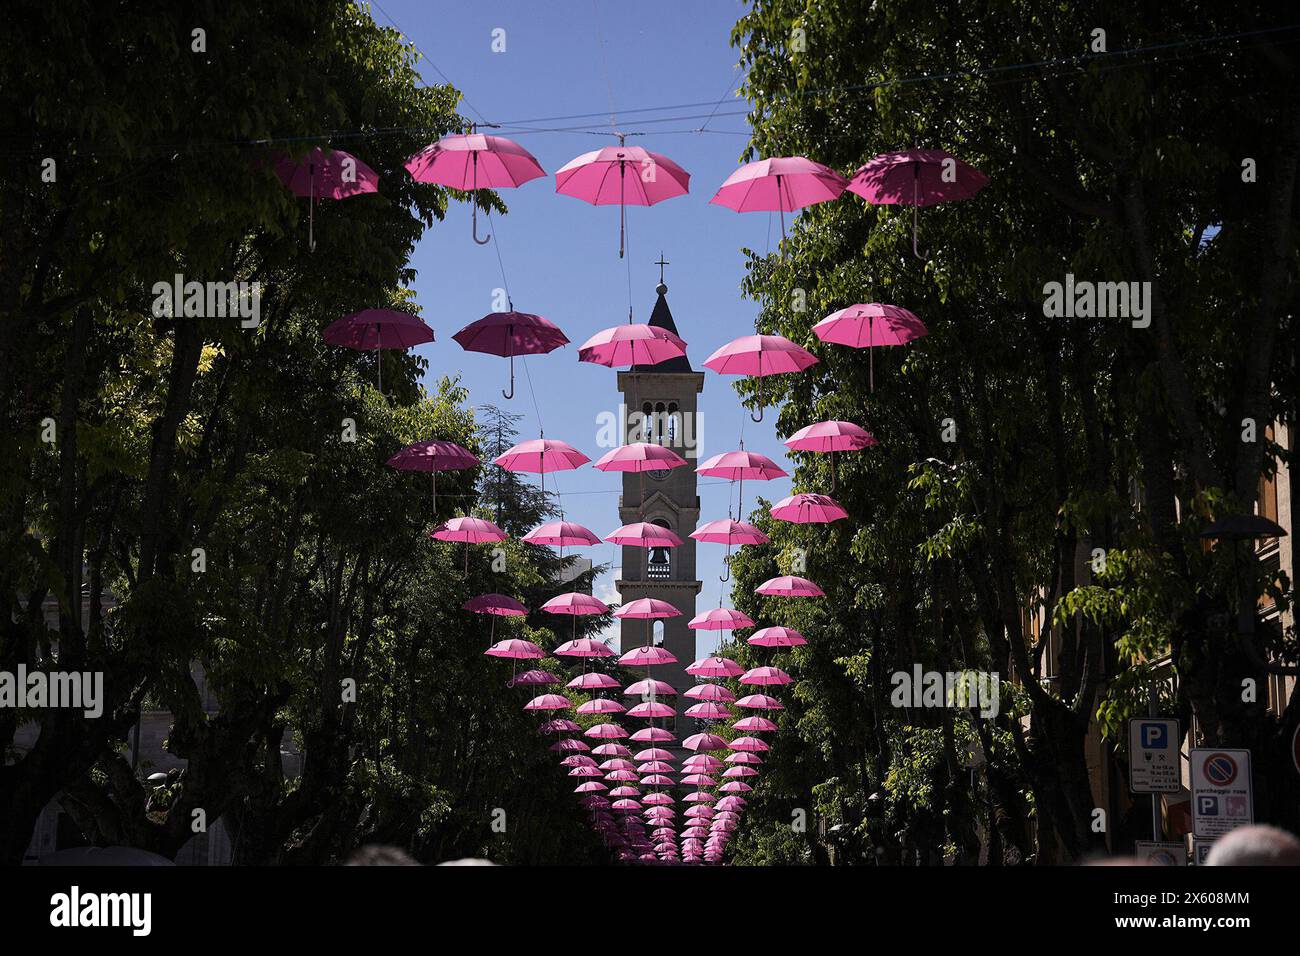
[{"x1": 615, "y1": 278, "x2": 704, "y2": 734}]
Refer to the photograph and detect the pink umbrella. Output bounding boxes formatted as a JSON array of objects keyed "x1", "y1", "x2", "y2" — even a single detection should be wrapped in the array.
[
  {"x1": 540, "y1": 718, "x2": 581, "y2": 734},
  {"x1": 323, "y1": 309, "x2": 434, "y2": 394},
  {"x1": 704, "y1": 334, "x2": 819, "y2": 422},
  {"x1": 733, "y1": 716, "x2": 777, "y2": 733},
  {"x1": 578, "y1": 324, "x2": 688, "y2": 368},
  {"x1": 691, "y1": 519, "x2": 769, "y2": 584},
  {"x1": 604, "y1": 522, "x2": 684, "y2": 549},
  {"x1": 638, "y1": 761, "x2": 675, "y2": 774},
  {"x1": 640, "y1": 774, "x2": 676, "y2": 788},
  {"x1": 273, "y1": 146, "x2": 378, "y2": 251},
  {"x1": 684, "y1": 791, "x2": 714, "y2": 804},
  {"x1": 683, "y1": 755, "x2": 723, "y2": 772},
  {"x1": 625, "y1": 678, "x2": 676, "y2": 698},
  {"x1": 748, "y1": 626, "x2": 807, "y2": 648},
  {"x1": 454, "y1": 311, "x2": 570, "y2": 399},
  {"x1": 688, "y1": 607, "x2": 755, "y2": 631},
  {"x1": 509, "y1": 669, "x2": 559, "y2": 687},
  {"x1": 608, "y1": 785, "x2": 640, "y2": 798},
  {"x1": 685, "y1": 683, "x2": 735, "y2": 703},
  {"x1": 597, "y1": 444, "x2": 690, "y2": 520},
  {"x1": 709, "y1": 156, "x2": 848, "y2": 244},
  {"x1": 630, "y1": 726, "x2": 676, "y2": 743},
  {"x1": 813, "y1": 304, "x2": 927, "y2": 392},
  {"x1": 628, "y1": 701, "x2": 675, "y2": 719},
  {"x1": 551, "y1": 738, "x2": 589, "y2": 753},
  {"x1": 577, "y1": 698, "x2": 626, "y2": 715},
  {"x1": 721, "y1": 781, "x2": 753, "y2": 794},
  {"x1": 569, "y1": 766, "x2": 601, "y2": 778},
  {"x1": 723, "y1": 765, "x2": 760, "y2": 778},
  {"x1": 524, "y1": 693, "x2": 571, "y2": 711},
  {"x1": 770, "y1": 493, "x2": 848, "y2": 524},
  {"x1": 685, "y1": 701, "x2": 732, "y2": 720},
  {"x1": 741, "y1": 666, "x2": 793, "y2": 686},
  {"x1": 846, "y1": 149, "x2": 988, "y2": 258},
  {"x1": 681, "y1": 774, "x2": 718, "y2": 788},
  {"x1": 697, "y1": 445, "x2": 788, "y2": 528},
  {"x1": 614, "y1": 598, "x2": 681, "y2": 621},
  {"x1": 575, "y1": 781, "x2": 608, "y2": 793},
  {"x1": 542, "y1": 591, "x2": 610, "y2": 646},
  {"x1": 523, "y1": 520, "x2": 602, "y2": 549},
  {"x1": 485, "y1": 638, "x2": 543, "y2": 659},
  {"x1": 554, "y1": 638, "x2": 615, "y2": 658},
  {"x1": 643, "y1": 792, "x2": 675, "y2": 806},
  {"x1": 683, "y1": 732, "x2": 728, "y2": 752},
  {"x1": 729, "y1": 736, "x2": 770, "y2": 753},
  {"x1": 569, "y1": 673, "x2": 619, "y2": 692},
  {"x1": 404, "y1": 131, "x2": 545, "y2": 244},
  {"x1": 735, "y1": 693, "x2": 784, "y2": 711},
  {"x1": 755, "y1": 574, "x2": 826, "y2": 598},
  {"x1": 563, "y1": 755, "x2": 597, "y2": 767},
  {"x1": 585, "y1": 723, "x2": 629, "y2": 740},
  {"x1": 555, "y1": 137, "x2": 690, "y2": 257},
  {"x1": 386, "y1": 440, "x2": 479, "y2": 513},
  {"x1": 619, "y1": 645, "x2": 678, "y2": 667},
  {"x1": 495, "y1": 437, "x2": 589, "y2": 509},
  {"x1": 464, "y1": 592, "x2": 527, "y2": 646},
  {"x1": 433, "y1": 516, "x2": 508, "y2": 574},
  {"x1": 635, "y1": 747, "x2": 675, "y2": 762},
  {"x1": 593, "y1": 743, "x2": 631, "y2": 757},
  {"x1": 686, "y1": 656, "x2": 745, "y2": 679}
]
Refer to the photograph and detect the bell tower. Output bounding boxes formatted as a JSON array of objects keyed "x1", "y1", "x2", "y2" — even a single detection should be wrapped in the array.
[{"x1": 616, "y1": 262, "x2": 704, "y2": 727}]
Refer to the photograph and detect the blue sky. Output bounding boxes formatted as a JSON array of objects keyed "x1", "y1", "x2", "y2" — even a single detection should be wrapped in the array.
[{"x1": 376, "y1": 1, "x2": 798, "y2": 651}]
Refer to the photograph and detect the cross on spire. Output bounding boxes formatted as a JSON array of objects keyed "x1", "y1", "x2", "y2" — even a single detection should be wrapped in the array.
[{"x1": 655, "y1": 252, "x2": 670, "y2": 286}]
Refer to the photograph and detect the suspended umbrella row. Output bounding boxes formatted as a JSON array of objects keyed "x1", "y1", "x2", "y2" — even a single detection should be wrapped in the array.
[{"x1": 274, "y1": 142, "x2": 986, "y2": 258}]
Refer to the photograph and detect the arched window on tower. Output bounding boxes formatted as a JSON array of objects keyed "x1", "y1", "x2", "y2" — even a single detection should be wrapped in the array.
[
  {"x1": 640, "y1": 402, "x2": 653, "y2": 442},
  {"x1": 668, "y1": 402, "x2": 679, "y2": 446},
  {"x1": 647, "y1": 518, "x2": 672, "y2": 579},
  {"x1": 652, "y1": 621, "x2": 665, "y2": 647}
]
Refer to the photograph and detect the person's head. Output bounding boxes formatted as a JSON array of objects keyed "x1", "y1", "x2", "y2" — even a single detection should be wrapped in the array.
[
  {"x1": 1205, "y1": 825, "x2": 1300, "y2": 866},
  {"x1": 345, "y1": 844, "x2": 420, "y2": 866}
]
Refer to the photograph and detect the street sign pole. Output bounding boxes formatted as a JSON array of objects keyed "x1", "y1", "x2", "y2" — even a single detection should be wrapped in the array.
[{"x1": 1148, "y1": 685, "x2": 1161, "y2": 842}]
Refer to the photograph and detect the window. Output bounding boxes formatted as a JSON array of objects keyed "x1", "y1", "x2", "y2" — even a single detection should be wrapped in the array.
[{"x1": 647, "y1": 519, "x2": 672, "y2": 579}]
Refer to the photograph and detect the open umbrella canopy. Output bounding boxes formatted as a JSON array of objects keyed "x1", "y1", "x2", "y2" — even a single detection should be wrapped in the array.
[
  {"x1": 624, "y1": 678, "x2": 676, "y2": 697},
  {"x1": 814, "y1": 303, "x2": 927, "y2": 349},
  {"x1": 585, "y1": 723, "x2": 629, "y2": 739},
  {"x1": 735, "y1": 693, "x2": 785, "y2": 710},
  {"x1": 593, "y1": 442, "x2": 689, "y2": 473},
  {"x1": 688, "y1": 607, "x2": 755, "y2": 631},
  {"x1": 690, "y1": 519, "x2": 769, "y2": 547},
  {"x1": 847, "y1": 149, "x2": 988, "y2": 206},
  {"x1": 554, "y1": 638, "x2": 616, "y2": 657},
  {"x1": 509, "y1": 669, "x2": 559, "y2": 686},
  {"x1": 556, "y1": 141, "x2": 690, "y2": 257},
  {"x1": 733, "y1": 716, "x2": 778, "y2": 733},
  {"x1": 740, "y1": 666, "x2": 794, "y2": 686},
  {"x1": 684, "y1": 683, "x2": 736, "y2": 702},
  {"x1": 578, "y1": 324, "x2": 688, "y2": 367},
  {"x1": 273, "y1": 147, "x2": 379, "y2": 251},
  {"x1": 710, "y1": 156, "x2": 847, "y2": 212},
  {"x1": 785, "y1": 420, "x2": 876, "y2": 453},
  {"x1": 564, "y1": 671, "x2": 618, "y2": 686},
  {"x1": 540, "y1": 718, "x2": 581, "y2": 734},
  {"x1": 697, "y1": 448, "x2": 788, "y2": 481},
  {"x1": 686, "y1": 656, "x2": 745, "y2": 678},
  {"x1": 704, "y1": 335, "x2": 819, "y2": 422},
  {"x1": 721, "y1": 781, "x2": 753, "y2": 793},
  {"x1": 619, "y1": 645, "x2": 678, "y2": 667},
  {"x1": 729, "y1": 736, "x2": 771, "y2": 753},
  {"x1": 324, "y1": 309, "x2": 434, "y2": 351},
  {"x1": 614, "y1": 598, "x2": 682, "y2": 620},
  {"x1": 432, "y1": 516, "x2": 507, "y2": 544},
  {"x1": 682, "y1": 774, "x2": 718, "y2": 787},
  {"x1": 747, "y1": 626, "x2": 808, "y2": 648},
  {"x1": 755, "y1": 574, "x2": 827, "y2": 597},
  {"x1": 592, "y1": 743, "x2": 632, "y2": 757},
  {"x1": 523, "y1": 521, "x2": 602, "y2": 548},
  {"x1": 605, "y1": 522, "x2": 684, "y2": 548},
  {"x1": 541, "y1": 592, "x2": 609, "y2": 615},
  {"x1": 630, "y1": 726, "x2": 676, "y2": 743},
  {"x1": 635, "y1": 747, "x2": 675, "y2": 762},
  {"x1": 484, "y1": 638, "x2": 544, "y2": 659},
  {"x1": 494, "y1": 437, "x2": 590, "y2": 473},
  {"x1": 641, "y1": 774, "x2": 676, "y2": 788},
  {"x1": 627, "y1": 701, "x2": 675, "y2": 719},
  {"x1": 550, "y1": 738, "x2": 590, "y2": 752},
  {"x1": 770, "y1": 493, "x2": 848, "y2": 524},
  {"x1": 455, "y1": 312, "x2": 571, "y2": 398},
  {"x1": 638, "y1": 760, "x2": 675, "y2": 774},
  {"x1": 463, "y1": 593, "x2": 527, "y2": 616},
  {"x1": 523, "y1": 693, "x2": 572, "y2": 711},
  {"x1": 406, "y1": 132, "x2": 545, "y2": 186},
  {"x1": 577, "y1": 698, "x2": 627, "y2": 715},
  {"x1": 685, "y1": 701, "x2": 732, "y2": 720},
  {"x1": 683, "y1": 732, "x2": 728, "y2": 752},
  {"x1": 387, "y1": 440, "x2": 479, "y2": 473}
]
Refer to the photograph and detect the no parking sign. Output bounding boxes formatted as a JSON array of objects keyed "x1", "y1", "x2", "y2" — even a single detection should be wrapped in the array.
[{"x1": 1190, "y1": 748, "x2": 1253, "y2": 839}]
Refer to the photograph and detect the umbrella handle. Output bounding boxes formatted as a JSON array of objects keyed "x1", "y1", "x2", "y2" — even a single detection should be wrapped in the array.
[
  {"x1": 750, "y1": 376, "x2": 764, "y2": 423},
  {"x1": 472, "y1": 154, "x2": 491, "y2": 245},
  {"x1": 720, "y1": 553, "x2": 731, "y2": 583},
  {"x1": 502, "y1": 353, "x2": 515, "y2": 400},
  {"x1": 309, "y1": 164, "x2": 317, "y2": 253},
  {"x1": 911, "y1": 174, "x2": 927, "y2": 260}
]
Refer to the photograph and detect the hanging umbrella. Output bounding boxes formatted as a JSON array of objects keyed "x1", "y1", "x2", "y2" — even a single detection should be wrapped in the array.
[
  {"x1": 464, "y1": 592, "x2": 526, "y2": 646},
  {"x1": 604, "y1": 522, "x2": 684, "y2": 549},
  {"x1": 578, "y1": 324, "x2": 688, "y2": 368},
  {"x1": 555, "y1": 137, "x2": 690, "y2": 257},
  {"x1": 813, "y1": 304, "x2": 927, "y2": 392},
  {"x1": 685, "y1": 701, "x2": 732, "y2": 720},
  {"x1": 786, "y1": 418, "x2": 876, "y2": 492},
  {"x1": 550, "y1": 738, "x2": 590, "y2": 752},
  {"x1": 709, "y1": 156, "x2": 848, "y2": 246},
  {"x1": 697, "y1": 445, "x2": 787, "y2": 523},
  {"x1": 740, "y1": 666, "x2": 793, "y2": 686},
  {"x1": 630, "y1": 726, "x2": 676, "y2": 743},
  {"x1": 273, "y1": 146, "x2": 379, "y2": 252},
  {"x1": 628, "y1": 701, "x2": 675, "y2": 719},
  {"x1": 386, "y1": 440, "x2": 479, "y2": 514},
  {"x1": 404, "y1": 131, "x2": 546, "y2": 244},
  {"x1": 684, "y1": 683, "x2": 736, "y2": 703},
  {"x1": 484, "y1": 638, "x2": 543, "y2": 660},
  {"x1": 729, "y1": 736, "x2": 771, "y2": 753},
  {"x1": 432, "y1": 516, "x2": 507, "y2": 574},
  {"x1": 454, "y1": 311, "x2": 570, "y2": 399},
  {"x1": 683, "y1": 732, "x2": 728, "y2": 752},
  {"x1": 686, "y1": 656, "x2": 745, "y2": 679},
  {"x1": 770, "y1": 493, "x2": 848, "y2": 524},
  {"x1": 570, "y1": 672, "x2": 620, "y2": 690},
  {"x1": 615, "y1": 598, "x2": 681, "y2": 659},
  {"x1": 618, "y1": 645, "x2": 678, "y2": 667},
  {"x1": 523, "y1": 693, "x2": 571, "y2": 711},
  {"x1": 733, "y1": 716, "x2": 777, "y2": 733},
  {"x1": 704, "y1": 334, "x2": 819, "y2": 422},
  {"x1": 554, "y1": 638, "x2": 616, "y2": 658},
  {"x1": 495, "y1": 437, "x2": 590, "y2": 523},
  {"x1": 720, "y1": 781, "x2": 754, "y2": 794},
  {"x1": 682, "y1": 774, "x2": 718, "y2": 788},
  {"x1": 592, "y1": 743, "x2": 632, "y2": 757},
  {"x1": 323, "y1": 309, "x2": 434, "y2": 395},
  {"x1": 846, "y1": 149, "x2": 988, "y2": 258},
  {"x1": 735, "y1": 693, "x2": 785, "y2": 711},
  {"x1": 637, "y1": 761, "x2": 676, "y2": 774},
  {"x1": 523, "y1": 521, "x2": 602, "y2": 548},
  {"x1": 688, "y1": 607, "x2": 755, "y2": 631},
  {"x1": 509, "y1": 668, "x2": 560, "y2": 687},
  {"x1": 541, "y1": 591, "x2": 609, "y2": 649},
  {"x1": 755, "y1": 574, "x2": 826, "y2": 598},
  {"x1": 578, "y1": 698, "x2": 627, "y2": 716},
  {"x1": 635, "y1": 747, "x2": 676, "y2": 762},
  {"x1": 586, "y1": 723, "x2": 629, "y2": 739},
  {"x1": 594, "y1": 443, "x2": 688, "y2": 474},
  {"x1": 690, "y1": 519, "x2": 769, "y2": 583},
  {"x1": 747, "y1": 626, "x2": 807, "y2": 648},
  {"x1": 540, "y1": 718, "x2": 581, "y2": 734}
]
